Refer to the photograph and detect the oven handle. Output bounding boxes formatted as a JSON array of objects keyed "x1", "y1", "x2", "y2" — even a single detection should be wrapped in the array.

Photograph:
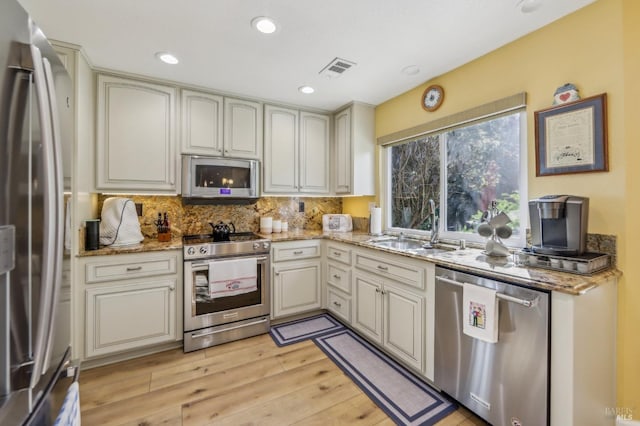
[
  {"x1": 189, "y1": 318, "x2": 269, "y2": 339},
  {"x1": 188, "y1": 256, "x2": 269, "y2": 271}
]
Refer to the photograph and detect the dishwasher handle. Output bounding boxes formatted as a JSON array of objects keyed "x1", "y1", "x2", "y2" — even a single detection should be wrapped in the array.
[{"x1": 435, "y1": 275, "x2": 539, "y2": 308}]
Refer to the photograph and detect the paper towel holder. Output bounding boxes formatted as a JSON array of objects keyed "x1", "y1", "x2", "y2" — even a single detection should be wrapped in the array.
[{"x1": 369, "y1": 207, "x2": 383, "y2": 236}]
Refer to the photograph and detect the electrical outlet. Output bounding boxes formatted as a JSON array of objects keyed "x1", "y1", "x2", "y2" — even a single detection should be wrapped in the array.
[
  {"x1": 135, "y1": 203, "x2": 143, "y2": 216},
  {"x1": 299, "y1": 201, "x2": 305, "y2": 212}
]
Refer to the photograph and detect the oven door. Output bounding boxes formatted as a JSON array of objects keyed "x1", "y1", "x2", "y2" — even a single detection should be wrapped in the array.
[{"x1": 184, "y1": 254, "x2": 270, "y2": 332}]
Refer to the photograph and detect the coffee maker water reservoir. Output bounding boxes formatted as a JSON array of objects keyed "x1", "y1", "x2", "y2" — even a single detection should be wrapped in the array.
[{"x1": 529, "y1": 195, "x2": 589, "y2": 256}]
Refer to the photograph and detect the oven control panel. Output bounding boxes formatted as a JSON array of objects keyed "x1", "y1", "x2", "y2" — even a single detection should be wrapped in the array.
[{"x1": 183, "y1": 241, "x2": 270, "y2": 260}]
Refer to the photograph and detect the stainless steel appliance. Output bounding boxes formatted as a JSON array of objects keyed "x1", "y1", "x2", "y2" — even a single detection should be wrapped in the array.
[
  {"x1": 183, "y1": 232, "x2": 271, "y2": 352},
  {"x1": 181, "y1": 155, "x2": 260, "y2": 201},
  {"x1": 1, "y1": 2, "x2": 77, "y2": 424},
  {"x1": 434, "y1": 267, "x2": 550, "y2": 426},
  {"x1": 529, "y1": 194, "x2": 589, "y2": 255}
]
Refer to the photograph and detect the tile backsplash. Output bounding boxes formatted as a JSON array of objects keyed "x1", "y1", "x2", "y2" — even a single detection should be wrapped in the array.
[{"x1": 96, "y1": 195, "x2": 342, "y2": 238}]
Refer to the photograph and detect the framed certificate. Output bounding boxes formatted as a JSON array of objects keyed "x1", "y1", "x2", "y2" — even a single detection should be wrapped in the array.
[{"x1": 534, "y1": 93, "x2": 608, "y2": 176}]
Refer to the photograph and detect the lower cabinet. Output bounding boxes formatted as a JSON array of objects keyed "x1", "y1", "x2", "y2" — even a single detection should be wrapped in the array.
[
  {"x1": 78, "y1": 250, "x2": 183, "y2": 360},
  {"x1": 353, "y1": 270, "x2": 424, "y2": 371},
  {"x1": 85, "y1": 278, "x2": 177, "y2": 358},
  {"x1": 271, "y1": 240, "x2": 322, "y2": 319}
]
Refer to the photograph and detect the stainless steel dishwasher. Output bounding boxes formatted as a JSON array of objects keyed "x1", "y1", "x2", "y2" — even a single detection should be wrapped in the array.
[{"x1": 434, "y1": 266, "x2": 550, "y2": 426}]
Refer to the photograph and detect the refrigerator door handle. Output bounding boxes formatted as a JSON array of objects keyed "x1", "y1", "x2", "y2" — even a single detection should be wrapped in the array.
[
  {"x1": 40, "y1": 57, "x2": 65, "y2": 374},
  {"x1": 28, "y1": 44, "x2": 58, "y2": 387}
]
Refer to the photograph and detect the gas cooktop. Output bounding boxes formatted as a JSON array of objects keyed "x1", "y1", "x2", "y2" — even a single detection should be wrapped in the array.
[{"x1": 182, "y1": 232, "x2": 270, "y2": 260}]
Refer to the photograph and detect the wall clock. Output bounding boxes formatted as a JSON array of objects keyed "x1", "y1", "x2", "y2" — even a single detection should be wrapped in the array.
[{"x1": 421, "y1": 84, "x2": 444, "y2": 112}]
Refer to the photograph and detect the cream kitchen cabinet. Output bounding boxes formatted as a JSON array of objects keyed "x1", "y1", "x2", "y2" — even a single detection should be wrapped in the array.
[
  {"x1": 78, "y1": 250, "x2": 183, "y2": 360},
  {"x1": 271, "y1": 240, "x2": 322, "y2": 318},
  {"x1": 333, "y1": 103, "x2": 375, "y2": 195},
  {"x1": 325, "y1": 242, "x2": 353, "y2": 323},
  {"x1": 96, "y1": 74, "x2": 177, "y2": 193},
  {"x1": 223, "y1": 97, "x2": 263, "y2": 159},
  {"x1": 180, "y1": 89, "x2": 224, "y2": 156},
  {"x1": 263, "y1": 105, "x2": 330, "y2": 194},
  {"x1": 352, "y1": 248, "x2": 428, "y2": 372}
]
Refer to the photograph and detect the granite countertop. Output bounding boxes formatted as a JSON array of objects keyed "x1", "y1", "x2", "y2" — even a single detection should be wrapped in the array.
[
  {"x1": 262, "y1": 230, "x2": 620, "y2": 295},
  {"x1": 77, "y1": 236, "x2": 183, "y2": 257},
  {"x1": 78, "y1": 229, "x2": 620, "y2": 295}
]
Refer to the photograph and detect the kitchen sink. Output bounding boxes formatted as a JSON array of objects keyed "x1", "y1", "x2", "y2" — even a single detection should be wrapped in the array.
[{"x1": 368, "y1": 237, "x2": 457, "y2": 255}]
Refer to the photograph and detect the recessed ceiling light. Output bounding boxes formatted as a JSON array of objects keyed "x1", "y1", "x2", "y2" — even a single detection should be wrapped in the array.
[
  {"x1": 401, "y1": 65, "x2": 420, "y2": 76},
  {"x1": 518, "y1": 0, "x2": 542, "y2": 13},
  {"x1": 298, "y1": 85, "x2": 315, "y2": 94},
  {"x1": 155, "y1": 52, "x2": 179, "y2": 65},
  {"x1": 252, "y1": 16, "x2": 278, "y2": 34}
]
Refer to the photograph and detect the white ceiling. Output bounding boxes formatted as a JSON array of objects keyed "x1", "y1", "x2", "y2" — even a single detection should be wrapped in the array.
[{"x1": 19, "y1": 0, "x2": 595, "y2": 111}]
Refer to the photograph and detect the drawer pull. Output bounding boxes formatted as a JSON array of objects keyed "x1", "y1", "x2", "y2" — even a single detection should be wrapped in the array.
[
  {"x1": 376, "y1": 265, "x2": 388, "y2": 271},
  {"x1": 375, "y1": 288, "x2": 381, "y2": 293},
  {"x1": 126, "y1": 266, "x2": 143, "y2": 272},
  {"x1": 169, "y1": 286, "x2": 175, "y2": 291},
  {"x1": 333, "y1": 251, "x2": 342, "y2": 256},
  {"x1": 332, "y1": 274, "x2": 341, "y2": 279},
  {"x1": 333, "y1": 301, "x2": 342, "y2": 307},
  {"x1": 293, "y1": 250, "x2": 304, "y2": 255}
]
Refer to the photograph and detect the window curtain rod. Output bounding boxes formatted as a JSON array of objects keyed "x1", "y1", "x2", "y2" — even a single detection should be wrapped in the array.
[{"x1": 377, "y1": 92, "x2": 527, "y2": 146}]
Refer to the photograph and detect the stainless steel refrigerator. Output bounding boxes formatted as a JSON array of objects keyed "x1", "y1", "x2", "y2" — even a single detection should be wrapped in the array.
[{"x1": 0, "y1": 0, "x2": 75, "y2": 424}]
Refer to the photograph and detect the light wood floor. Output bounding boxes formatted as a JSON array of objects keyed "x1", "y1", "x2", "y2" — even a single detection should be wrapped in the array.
[{"x1": 79, "y1": 333, "x2": 487, "y2": 425}]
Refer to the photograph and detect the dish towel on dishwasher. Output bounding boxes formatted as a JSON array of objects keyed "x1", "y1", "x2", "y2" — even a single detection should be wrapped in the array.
[
  {"x1": 463, "y1": 283, "x2": 499, "y2": 343},
  {"x1": 209, "y1": 258, "x2": 257, "y2": 298},
  {"x1": 54, "y1": 381, "x2": 80, "y2": 426}
]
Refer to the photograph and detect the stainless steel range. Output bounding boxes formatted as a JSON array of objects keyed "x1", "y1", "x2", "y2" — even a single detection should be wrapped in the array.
[{"x1": 183, "y1": 232, "x2": 271, "y2": 352}]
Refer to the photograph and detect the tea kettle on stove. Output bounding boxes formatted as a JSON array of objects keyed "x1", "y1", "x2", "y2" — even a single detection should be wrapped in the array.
[{"x1": 209, "y1": 221, "x2": 236, "y2": 241}]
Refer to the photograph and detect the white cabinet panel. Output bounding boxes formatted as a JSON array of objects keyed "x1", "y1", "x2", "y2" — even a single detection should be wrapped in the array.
[
  {"x1": 85, "y1": 278, "x2": 177, "y2": 358},
  {"x1": 96, "y1": 75, "x2": 177, "y2": 192},
  {"x1": 264, "y1": 105, "x2": 298, "y2": 193},
  {"x1": 384, "y1": 285, "x2": 423, "y2": 368},
  {"x1": 181, "y1": 90, "x2": 223, "y2": 155},
  {"x1": 299, "y1": 112, "x2": 330, "y2": 193},
  {"x1": 224, "y1": 98, "x2": 262, "y2": 159},
  {"x1": 273, "y1": 260, "x2": 322, "y2": 318},
  {"x1": 353, "y1": 272, "x2": 383, "y2": 341}
]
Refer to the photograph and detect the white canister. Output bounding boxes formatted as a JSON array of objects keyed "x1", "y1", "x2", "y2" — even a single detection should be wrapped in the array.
[
  {"x1": 260, "y1": 217, "x2": 272, "y2": 234},
  {"x1": 272, "y1": 220, "x2": 282, "y2": 233},
  {"x1": 281, "y1": 221, "x2": 288, "y2": 232}
]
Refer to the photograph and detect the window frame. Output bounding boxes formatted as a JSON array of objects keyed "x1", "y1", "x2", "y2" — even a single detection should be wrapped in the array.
[{"x1": 380, "y1": 94, "x2": 528, "y2": 248}]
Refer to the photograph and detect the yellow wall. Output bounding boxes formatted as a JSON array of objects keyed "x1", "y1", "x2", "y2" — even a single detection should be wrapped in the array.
[{"x1": 362, "y1": 0, "x2": 638, "y2": 411}]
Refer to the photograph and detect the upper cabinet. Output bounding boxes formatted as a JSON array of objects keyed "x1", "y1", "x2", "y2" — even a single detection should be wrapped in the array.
[
  {"x1": 180, "y1": 89, "x2": 224, "y2": 156},
  {"x1": 96, "y1": 74, "x2": 177, "y2": 193},
  {"x1": 223, "y1": 98, "x2": 263, "y2": 159},
  {"x1": 333, "y1": 103, "x2": 375, "y2": 196},
  {"x1": 263, "y1": 104, "x2": 330, "y2": 194}
]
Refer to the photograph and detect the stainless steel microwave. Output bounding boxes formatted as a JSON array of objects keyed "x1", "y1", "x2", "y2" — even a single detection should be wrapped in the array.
[{"x1": 181, "y1": 155, "x2": 260, "y2": 199}]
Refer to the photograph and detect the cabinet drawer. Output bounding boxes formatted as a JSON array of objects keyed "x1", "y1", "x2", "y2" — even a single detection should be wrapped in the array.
[
  {"x1": 326, "y1": 243, "x2": 352, "y2": 265},
  {"x1": 327, "y1": 288, "x2": 351, "y2": 323},
  {"x1": 85, "y1": 253, "x2": 178, "y2": 284},
  {"x1": 327, "y1": 262, "x2": 351, "y2": 294},
  {"x1": 272, "y1": 240, "x2": 321, "y2": 262},
  {"x1": 355, "y1": 251, "x2": 424, "y2": 290}
]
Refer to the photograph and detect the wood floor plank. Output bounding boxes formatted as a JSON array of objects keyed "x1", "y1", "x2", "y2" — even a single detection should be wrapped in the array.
[
  {"x1": 293, "y1": 393, "x2": 390, "y2": 425},
  {"x1": 274, "y1": 342, "x2": 328, "y2": 371},
  {"x1": 181, "y1": 358, "x2": 340, "y2": 425},
  {"x1": 207, "y1": 373, "x2": 362, "y2": 426},
  {"x1": 80, "y1": 372, "x2": 150, "y2": 411},
  {"x1": 116, "y1": 405, "x2": 183, "y2": 426}
]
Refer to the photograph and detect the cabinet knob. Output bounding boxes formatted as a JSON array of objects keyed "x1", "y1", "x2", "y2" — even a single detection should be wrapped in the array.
[
  {"x1": 333, "y1": 252, "x2": 341, "y2": 256},
  {"x1": 375, "y1": 288, "x2": 381, "y2": 293},
  {"x1": 333, "y1": 301, "x2": 342, "y2": 307},
  {"x1": 169, "y1": 286, "x2": 175, "y2": 291},
  {"x1": 333, "y1": 274, "x2": 341, "y2": 279}
]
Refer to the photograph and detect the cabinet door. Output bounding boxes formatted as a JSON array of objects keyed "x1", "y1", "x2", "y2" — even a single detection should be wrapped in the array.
[
  {"x1": 224, "y1": 98, "x2": 263, "y2": 159},
  {"x1": 299, "y1": 112, "x2": 330, "y2": 193},
  {"x1": 52, "y1": 44, "x2": 75, "y2": 192},
  {"x1": 384, "y1": 284, "x2": 423, "y2": 370},
  {"x1": 263, "y1": 105, "x2": 299, "y2": 193},
  {"x1": 85, "y1": 278, "x2": 177, "y2": 358},
  {"x1": 181, "y1": 90, "x2": 223, "y2": 155},
  {"x1": 96, "y1": 75, "x2": 177, "y2": 192},
  {"x1": 333, "y1": 107, "x2": 351, "y2": 194},
  {"x1": 353, "y1": 272, "x2": 383, "y2": 343},
  {"x1": 272, "y1": 260, "x2": 321, "y2": 318}
]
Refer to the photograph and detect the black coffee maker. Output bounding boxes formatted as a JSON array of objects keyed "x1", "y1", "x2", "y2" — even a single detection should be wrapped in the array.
[{"x1": 529, "y1": 195, "x2": 589, "y2": 256}]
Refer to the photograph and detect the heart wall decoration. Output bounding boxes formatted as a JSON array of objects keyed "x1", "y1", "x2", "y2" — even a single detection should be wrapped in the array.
[{"x1": 553, "y1": 83, "x2": 580, "y2": 105}]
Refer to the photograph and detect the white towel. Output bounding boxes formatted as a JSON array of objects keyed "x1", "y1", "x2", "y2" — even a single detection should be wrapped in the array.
[
  {"x1": 54, "y1": 381, "x2": 81, "y2": 426},
  {"x1": 209, "y1": 258, "x2": 257, "y2": 299},
  {"x1": 99, "y1": 198, "x2": 143, "y2": 247},
  {"x1": 463, "y1": 283, "x2": 499, "y2": 343}
]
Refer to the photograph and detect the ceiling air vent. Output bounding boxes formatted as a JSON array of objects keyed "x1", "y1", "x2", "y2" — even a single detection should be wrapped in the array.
[{"x1": 319, "y1": 57, "x2": 356, "y2": 78}]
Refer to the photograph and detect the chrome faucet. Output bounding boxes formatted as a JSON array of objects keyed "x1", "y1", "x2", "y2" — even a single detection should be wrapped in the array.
[{"x1": 428, "y1": 199, "x2": 439, "y2": 245}]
